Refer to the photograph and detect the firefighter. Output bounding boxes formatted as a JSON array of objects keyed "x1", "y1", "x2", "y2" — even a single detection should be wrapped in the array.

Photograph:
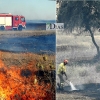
[{"x1": 57, "y1": 59, "x2": 68, "y2": 90}]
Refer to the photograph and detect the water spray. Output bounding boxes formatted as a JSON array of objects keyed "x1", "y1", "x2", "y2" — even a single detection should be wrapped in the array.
[
  {"x1": 65, "y1": 79, "x2": 78, "y2": 91},
  {"x1": 69, "y1": 81, "x2": 77, "y2": 91}
]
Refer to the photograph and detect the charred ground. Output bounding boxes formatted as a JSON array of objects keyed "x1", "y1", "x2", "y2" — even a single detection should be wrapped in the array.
[{"x1": 56, "y1": 32, "x2": 100, "y2": 100}]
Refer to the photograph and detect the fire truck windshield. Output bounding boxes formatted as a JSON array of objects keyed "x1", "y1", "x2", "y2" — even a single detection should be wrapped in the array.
[{"x1": 21, "y1": 17, "x2": 25, "y2": 22}]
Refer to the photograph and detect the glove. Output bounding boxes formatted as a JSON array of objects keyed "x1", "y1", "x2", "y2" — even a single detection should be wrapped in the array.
[
  {"x1": 63, "y1": 72, "x2": 68, "y2": 80},
  {"x1": 61, "y1": 71, "x2": 64, "y2": 75}
]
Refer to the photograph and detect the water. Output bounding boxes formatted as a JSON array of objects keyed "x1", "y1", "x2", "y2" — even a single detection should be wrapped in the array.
[
  {"x1": 69, "y1": 81, "x2": 77, "y2": 91},
  {"x1": 0, "y1": 34, "x2": 55, "y2": 54}
]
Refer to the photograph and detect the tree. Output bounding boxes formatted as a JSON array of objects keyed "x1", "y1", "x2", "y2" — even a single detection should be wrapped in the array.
[{"x1": 57, "y1": 1, "x2": 100, "y2": 58}]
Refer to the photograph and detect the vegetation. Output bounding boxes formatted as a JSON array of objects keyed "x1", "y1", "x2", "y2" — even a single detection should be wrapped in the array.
[
  {"x1": 0, "y1": 51, "x2": 55, "y2": 99},
  {"x1": 0, "y1": 30, "x2": 55, "y2": 99},
  {"x1": 56, "y1": 33, "x2": 100, "y2": 84},
  {"x1": 0, "y1": 30, "x2": 55, "y2": 38},
  {"x1": 57, "y1": 1, "x2": 100, "y2": 58}
]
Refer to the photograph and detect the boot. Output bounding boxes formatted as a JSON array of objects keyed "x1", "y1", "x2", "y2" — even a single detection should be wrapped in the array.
[
  {"x1": 60, "y1": 83, "x2": 64, "y2": 90},
  {"x1": 57, "y1": 83, "x2": 61, "y2": 90}
]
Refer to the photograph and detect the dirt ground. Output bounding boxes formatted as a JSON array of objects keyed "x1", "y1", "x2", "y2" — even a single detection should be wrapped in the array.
[
  {"x1": 56, "y1": 83, "x2": 100, "y2": 100},
  {"x1": 56, "y1": 33, "x2": 100, "y2": 100}
]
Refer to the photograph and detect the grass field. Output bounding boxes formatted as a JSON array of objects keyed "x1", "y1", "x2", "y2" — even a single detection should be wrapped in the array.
[
  {"x1": 0, "y1": 30, "x2": 55, "y2": 100},
  {"x1": 0, "y1": 30, "x2": 55, "y2": 38},
  {"x1": 56, "y1": 31, "x2": 100, "y2": 100}
]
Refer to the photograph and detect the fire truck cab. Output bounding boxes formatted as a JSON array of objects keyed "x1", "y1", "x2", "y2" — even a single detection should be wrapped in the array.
[{"x1": 0, "y1": 13, "x2": 26, "y2": 31}]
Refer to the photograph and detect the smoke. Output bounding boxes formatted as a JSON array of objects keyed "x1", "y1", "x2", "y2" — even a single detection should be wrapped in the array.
[
  {"x1": 76, "y1": 84, "x2": 85, "y2": 90},
  {"x1": 69, "y1": 81, "x2": 85, "y2": 91}
]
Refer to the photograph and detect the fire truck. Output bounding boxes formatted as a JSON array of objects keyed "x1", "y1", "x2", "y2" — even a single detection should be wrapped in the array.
[{"x1": 0, "y1": 13, "x2": 26, "y2": 31}]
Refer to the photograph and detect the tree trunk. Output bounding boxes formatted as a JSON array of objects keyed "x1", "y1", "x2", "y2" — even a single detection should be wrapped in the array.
[{"x1": 88, "y1": 27, "x2": 100, "y2": 56}]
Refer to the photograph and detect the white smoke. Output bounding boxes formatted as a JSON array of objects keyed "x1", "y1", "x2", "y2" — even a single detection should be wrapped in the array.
[{"x1": 76, "y1": 84, "x2": 85, "y2": 90}]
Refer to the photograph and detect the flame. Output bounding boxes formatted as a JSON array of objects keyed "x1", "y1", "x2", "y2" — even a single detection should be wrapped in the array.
[{"x1": 0, "y1": 60, "x2": 54, "y2": 100}]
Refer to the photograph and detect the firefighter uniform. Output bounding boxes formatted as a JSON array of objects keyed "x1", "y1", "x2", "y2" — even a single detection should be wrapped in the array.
[{"x1": 57, "y1": 60, "x2": 68, "y2": 90}]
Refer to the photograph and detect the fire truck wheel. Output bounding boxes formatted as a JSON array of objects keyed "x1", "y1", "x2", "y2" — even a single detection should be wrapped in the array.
[
  {"x1": 13, "y1": 28, "x2": 17, "y2": 31},
  {"x1": 18, "y1": 25, "x2": 22, "y2": 31},
  {"x1": 1, "y1": 26, "x2": 5, "y2": 31}
]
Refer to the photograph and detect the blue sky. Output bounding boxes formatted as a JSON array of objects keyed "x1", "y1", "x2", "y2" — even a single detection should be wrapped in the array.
[{"x1": 0, "y1": 0, "x2": 56, "y2": 20}]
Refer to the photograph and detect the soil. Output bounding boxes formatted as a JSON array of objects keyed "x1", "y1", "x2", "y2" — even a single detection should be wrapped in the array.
[
  {"x1": 56, "y1": 83, "x2": 100, "y2": 100},
  {"x1": 56, "y1": 34, "x2": 100, "y2": 100},
  {"x1": 56, "y1": 50, "x2": 100, "y2": 100}
]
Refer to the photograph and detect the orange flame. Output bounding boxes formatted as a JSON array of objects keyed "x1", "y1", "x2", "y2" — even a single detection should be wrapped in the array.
[{"x1": 0, "y1": 60, "x2": 54, "y2": 100}]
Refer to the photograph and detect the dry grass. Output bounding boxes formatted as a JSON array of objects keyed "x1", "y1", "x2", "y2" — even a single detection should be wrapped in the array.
[
  {"x1": 0, "y1": 30, "x2": 56, "y2": 99},
  {"x1": 0, "y1": 51, "x2": 55, "y2": 68},
  {"x1": 56, "y1": 32, "x2": 100, "y2": 85},
  {"x1": 56, "y1": 34, "x2": 100, "y2": 63},
  {"x1": 56, "y1": 31, "x2": 100, "y2": 100},
  {"x1": 0, "y1": 30, "x2": 55, "y2": 68},
  {"x1": 0, "y1": 51, "x2": 55, "y2": 100},
  {"x1": 0, "y1": 30, "x2": 55, "y2": 38}
]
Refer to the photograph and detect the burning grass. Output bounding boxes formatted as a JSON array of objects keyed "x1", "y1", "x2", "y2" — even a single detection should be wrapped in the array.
[{"x1": 0, "y1": 51, "x2": 55, "y2": 100}]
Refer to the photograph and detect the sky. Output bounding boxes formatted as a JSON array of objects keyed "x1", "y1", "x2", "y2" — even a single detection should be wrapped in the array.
[{"x1": 0, "y1": 0, "x2": 56, "y2": 20}]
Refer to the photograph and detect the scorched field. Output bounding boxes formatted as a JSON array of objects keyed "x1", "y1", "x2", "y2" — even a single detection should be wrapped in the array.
[
  {"x1": 0, "y1": 30, "x2": 55, "y2": 100},
  {"x1": 56, "y1": 31, "x2": 100, "y2": 100}
]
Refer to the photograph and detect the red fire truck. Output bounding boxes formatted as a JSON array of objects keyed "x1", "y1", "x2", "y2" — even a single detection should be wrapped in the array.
[{"x1": 0, "y1": 13, "x2": 26, "y2": 31}]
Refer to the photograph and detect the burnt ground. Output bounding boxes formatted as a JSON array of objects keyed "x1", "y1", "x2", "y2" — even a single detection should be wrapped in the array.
[
  {"x1": 56, "y1": 83, "x2": 100, "y2": 100},
  {"x1": 56, "y1": 39, "x2": 100, "y2": 100},
  {"x1": 56, "y1": 46, "x2": 100, "y2": 100}
]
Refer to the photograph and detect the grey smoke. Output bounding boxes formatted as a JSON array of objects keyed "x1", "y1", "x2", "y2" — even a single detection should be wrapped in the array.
[{"x1": 76, "y1": 84, "x2": 85, "y2": 90}]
